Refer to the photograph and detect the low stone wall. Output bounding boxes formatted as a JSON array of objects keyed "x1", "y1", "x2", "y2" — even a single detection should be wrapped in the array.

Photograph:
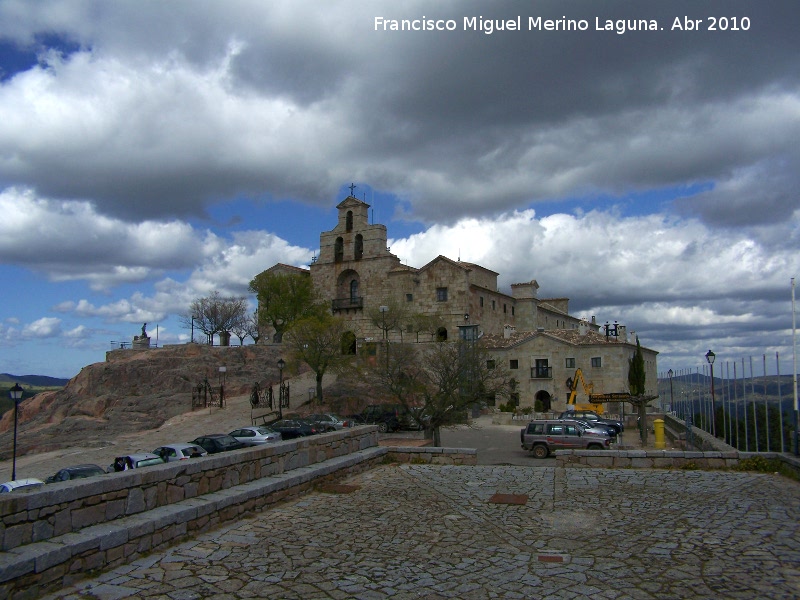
[
  {"x1": 385, "y1": 446, "x2": 477, "y2": 465},
  {"x1": 556, "y1": 448, "x2": 800, "y2": 475},
  {"x1": 556, "y1": 449, "x2": 740, "y2": 469}
]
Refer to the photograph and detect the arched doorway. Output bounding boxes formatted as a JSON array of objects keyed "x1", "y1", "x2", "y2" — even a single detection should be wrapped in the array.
[
  {"x1": 535, "y1": 390, "x2": 552, "y2": 412},
  {"x1": 341, "y1": 331, "x2": 357, "y2": 355},
  {"x1": 436, "y1": 327, "x2": 448, "y2": 341}
]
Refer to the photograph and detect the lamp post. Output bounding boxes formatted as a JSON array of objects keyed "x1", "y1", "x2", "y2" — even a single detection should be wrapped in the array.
[
  {"x1": 706, "y1": 350, "x2": 717, "y2": 437},
  {"x1": 191, "y1": 315, "x2": 196, "y2": 343},
  {"x1": 9, "y1": 383, "x2": 23, "y2": 481},
  {"x1": 668, "y1": 369, "x2": 674, "y2": 415},
  {"x1": 277, "y1": 358, "x2": 285, "y2": 420},
  {"x1": 218, "y1": 366, "x2": 227, "y2": 408}
]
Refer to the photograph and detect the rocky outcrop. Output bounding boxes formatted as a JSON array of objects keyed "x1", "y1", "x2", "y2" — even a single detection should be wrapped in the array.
[{"x1": 0, "y1": 344, "x2": 303, "y2": 458}]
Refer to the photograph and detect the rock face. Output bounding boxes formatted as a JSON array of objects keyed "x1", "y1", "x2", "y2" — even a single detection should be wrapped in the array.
[{"x1": 0, "y1": 344, "x2": 300, "y2": 458}]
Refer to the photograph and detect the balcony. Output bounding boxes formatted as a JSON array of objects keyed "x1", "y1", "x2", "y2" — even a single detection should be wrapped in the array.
[
  {"x1": 531, "y1": 366, "x2": 553, "y2": 379},
  {"x1": 332, "y1": 297, "x2": 363, "y2": 312}
]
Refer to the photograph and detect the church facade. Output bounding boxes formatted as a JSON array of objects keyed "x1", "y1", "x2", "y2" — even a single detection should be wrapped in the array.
[{"x1": 260, "y1": 194, "x2": 658, "y2": 413}]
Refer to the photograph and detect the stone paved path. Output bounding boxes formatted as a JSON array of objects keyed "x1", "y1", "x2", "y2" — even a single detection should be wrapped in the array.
[{"x1": 41, "y1": 464, "x2": 800, "y2": 599}]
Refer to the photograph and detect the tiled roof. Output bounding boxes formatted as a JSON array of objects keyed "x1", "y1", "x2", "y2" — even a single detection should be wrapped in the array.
[{"x1": 482, "y1": 329, "x2": 627, "y2": 349}]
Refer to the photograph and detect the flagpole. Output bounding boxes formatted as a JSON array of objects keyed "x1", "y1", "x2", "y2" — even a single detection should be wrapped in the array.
[{"x1": 792, "y1": 277, "x2": 798, "y2": 456}]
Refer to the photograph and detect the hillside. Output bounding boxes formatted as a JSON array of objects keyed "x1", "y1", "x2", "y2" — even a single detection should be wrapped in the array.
[
  {"x1": 0, "y1": 344, "x2": 319, "y2": 460},
  {"x1": 0, "y1": 373, "x2": 70, "y2": 387}
]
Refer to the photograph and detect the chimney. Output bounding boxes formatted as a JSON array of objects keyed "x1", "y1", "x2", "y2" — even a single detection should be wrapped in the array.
[
  {"x1": 503, "y1": 324, "x2": 516, "y2": 339},
  {"x1": 578, "y1": 320, "x2": 589, "y2": 336},
  {"x1": 618, "y1": 325, "x2": 627, "y2": 342}
]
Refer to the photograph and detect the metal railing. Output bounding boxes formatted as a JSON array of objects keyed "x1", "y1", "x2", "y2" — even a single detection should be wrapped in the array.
[{"x1": 658, "y1": 352, "x2": 798, "y2": 454}]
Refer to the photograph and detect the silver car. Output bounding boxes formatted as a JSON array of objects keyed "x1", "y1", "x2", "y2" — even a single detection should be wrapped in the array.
[
  {"x1": 308, "y1": 413, "x2": 351, "y2": 431},
  {"x1": 0, "y1": 478, "x2": 44, "y2": 493},
  {"x1": 229, "y1": 426, "x2": 282, "y2": 445},
  {"x1": 153, "y1": 443, "x2": 208, "y2": 462}
]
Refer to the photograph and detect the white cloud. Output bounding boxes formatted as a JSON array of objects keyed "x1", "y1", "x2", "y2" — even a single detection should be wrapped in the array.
[{"x1": 21, "y1": 317, "x2": 61, "y2": 338}]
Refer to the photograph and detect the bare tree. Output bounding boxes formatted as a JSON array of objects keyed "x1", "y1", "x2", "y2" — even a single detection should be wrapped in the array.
[
  {"x1": 179, "y1": 292, "x2": 248, "y2": 344},
  {"x1": 365, "y1": 340, "x2": 510, "y2": 446},
  {"x1": 229, "y1": 310, "x2": 260, "y2": 346},
  {"x1": 366, "y1": 296, "x2": 410, "y2": 341}
]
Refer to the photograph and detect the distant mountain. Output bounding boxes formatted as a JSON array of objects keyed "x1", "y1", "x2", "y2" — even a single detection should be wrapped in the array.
[{"x1": 0, "y1": 373, "x2": 70, "y2": 387}]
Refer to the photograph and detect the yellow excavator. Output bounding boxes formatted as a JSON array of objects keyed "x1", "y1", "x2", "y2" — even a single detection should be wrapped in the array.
[
  {"x1": 565, "y1": 368, "x2": 605, "y2": 414},
  {"x1": 565, "y1": 368, "x2": 633, "y2": 415}
]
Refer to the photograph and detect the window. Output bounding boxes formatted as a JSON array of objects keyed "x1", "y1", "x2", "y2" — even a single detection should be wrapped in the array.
[
  {"x1": 406, "y1": 293, "x2": 413, "y2": 302},
  {"x1": 509, "y1": 393, "x2": 520, "y2": 407},
  {"x1": 527, "y1": 423, "x2": 544, "y2": 434},
  {"x1": 547, "y1": 424, "x2": 564, "y2": 435},
  {"x1": 512, "y1": 306, "x2": 515, "y2": 316},
  {"x1": 532, "y1": 359, "x2": 550, "y2": 378},
  {"x1": 492, "y1": 300, "x2": 496, "y2": 310},
  {"x1": 354, "y1": 234, "x2": 363, "y2": 260},
  {"x1": 565, "y1": 358, "x2": 575, "y2": 368},
  {"x1": 334, "y1": 237, "x2": 344, "y2": 262},
  {"x1": 510, "y1": 359, "x2": 519, "y2": 369},
  {"x1": 480, "y1": 296, "x2": 484, "y2": 307},
  {"x1": 503, "y1": 304, "x2": 507, "y2": 314},
  {"x1": 349, "y1": 279, "x2": 359, "y2": 302},
  {"x1": 486, "y1": 359, "x2": 496, "y2": 370},
  {"x1": 346, "y1": 211, "x2": 353, "y2": 232},
  {"x1": 591, "y1": 357, "x2": 602, "y2": 368},
  {"x1": 436, "y1": 287, "x2": 448, "y2": 302}
]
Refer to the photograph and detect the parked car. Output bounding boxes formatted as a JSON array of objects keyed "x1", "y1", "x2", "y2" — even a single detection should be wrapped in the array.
[
  {"x1": 270, "y1": 419, "x2": 319, "y2": 439},
  {"x1": 558, "y1": 410, "x2": 624, "y2": 435},
  {"x1": 229, "y1": 426, "x2": 282, "y2": 445},
  {"x1": 153, "y1": 443, "x2": 208, "y2": 462},
  {"x1": 45, "y1": 464, "x2": 107, "y2": 483},
  {"x1": 0, "y1": 478, "x2": 44, "y2": 493},
  {"x1": 521, "y1": 419, "x2": 612, "y2": 458},
  {"x1": 307, "y1": 413, "x2": 352, "y2": 431},
  {"x1": 571, "y1": 418, "x2": 618, "y2": 439},
  {"x1": 355, "y1": 404, "x2": 422, "y2": 433},
  {"x1": 109, "y1": 453, "x2": 166, "y2": 472},
  {"x1": 189, "y1": 434, "x2": 246, "y2": 454}
]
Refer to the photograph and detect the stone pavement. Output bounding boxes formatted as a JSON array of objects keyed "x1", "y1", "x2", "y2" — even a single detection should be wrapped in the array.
[{"x1": 41, "y1": 464, "x2": 800, "y2": 600}]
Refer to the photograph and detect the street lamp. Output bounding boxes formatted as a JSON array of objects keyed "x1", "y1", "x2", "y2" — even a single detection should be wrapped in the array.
[
  {"x1": 9, "y1": 383, "x2": 23, "y2": 481},
  {"x1": 667, "y1": 369, "x2": 674, "y2": 416},
  {"x1": 218, "y1": 366, "x2": 227, "y2": 408},
  {"x1": 191, "y1": 315, "x2": 196, "y2": 343},
  {"x1": 277, "y1": 358, "x2": 285, "y2": 419},
  {"x1": 706, "y1": 350, "x2": 717, "y2": 437}
]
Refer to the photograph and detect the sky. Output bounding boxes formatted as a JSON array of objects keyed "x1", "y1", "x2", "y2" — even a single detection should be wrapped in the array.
[{"x1": 0, "y1": 0, "x2": 799, "y2": 380}]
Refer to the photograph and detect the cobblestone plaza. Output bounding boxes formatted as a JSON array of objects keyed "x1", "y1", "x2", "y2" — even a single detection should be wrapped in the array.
[{"x1": 43, "y1": 464, "x2": 800, "y2": 600}]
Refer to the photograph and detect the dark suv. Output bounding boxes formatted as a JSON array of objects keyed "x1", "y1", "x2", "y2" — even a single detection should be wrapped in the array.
[{"x1": 356, "y1": 404, "x2": 421, "y2": 433}]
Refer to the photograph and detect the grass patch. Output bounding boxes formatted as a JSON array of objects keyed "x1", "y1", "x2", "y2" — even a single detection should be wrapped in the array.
[{"x1": 733, "y1": 456, "x2": 799, "y2": 481}]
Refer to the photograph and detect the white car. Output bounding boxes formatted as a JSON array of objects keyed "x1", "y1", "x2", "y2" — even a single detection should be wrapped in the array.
[
  {"x1": 153, "y1": 443, "x2": 208, "y2": 462},
  {"x1": 0, "y1": 478, "x2": 44, "y2": 493}
]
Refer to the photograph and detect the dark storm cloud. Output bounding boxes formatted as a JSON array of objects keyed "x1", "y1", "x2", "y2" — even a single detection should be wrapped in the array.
[{"x1": 0, "y1": 0, "x2": 798, "y2": 226}]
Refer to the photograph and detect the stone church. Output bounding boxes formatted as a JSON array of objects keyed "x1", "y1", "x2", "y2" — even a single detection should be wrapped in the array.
[{"x1": 260, "y1": 193, "x2": 658, "y2": 413}]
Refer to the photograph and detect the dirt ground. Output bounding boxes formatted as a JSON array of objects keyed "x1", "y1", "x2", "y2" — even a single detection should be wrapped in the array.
[{"x1": 0, "y1": 392, "x2": 268, "y2": 482}]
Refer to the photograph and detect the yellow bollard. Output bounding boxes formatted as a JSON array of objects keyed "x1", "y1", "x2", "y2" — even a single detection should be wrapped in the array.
[{"x1": 654, "y1": 419, "x2": 665, "y2": 449}]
